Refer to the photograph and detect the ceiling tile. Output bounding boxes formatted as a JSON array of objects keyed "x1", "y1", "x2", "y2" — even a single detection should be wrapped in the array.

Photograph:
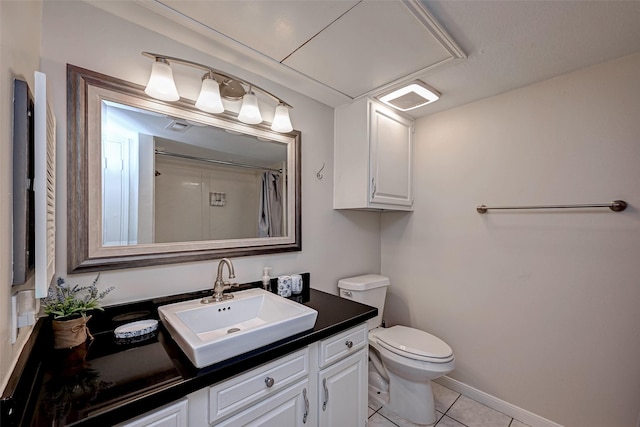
[
  {"x1": 282, "y1": 0, "x2": 455, "y2": 98},
  {"x1": 158, "y1": 0, "x2": 359, "y2": 62}
]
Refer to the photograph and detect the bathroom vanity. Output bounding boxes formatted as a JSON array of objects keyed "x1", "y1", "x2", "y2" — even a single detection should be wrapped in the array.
[
  {"x1": 134, "y1": 323, "x2": 368, "y2": 427},
  {"x1": 1, "y1": 280, "x2": 376, "y2": 427}
]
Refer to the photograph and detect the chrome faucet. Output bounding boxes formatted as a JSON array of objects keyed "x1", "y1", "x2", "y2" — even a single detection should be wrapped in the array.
[{"x1": 202, "y1": 258, "x2": 238, "y2": 303}]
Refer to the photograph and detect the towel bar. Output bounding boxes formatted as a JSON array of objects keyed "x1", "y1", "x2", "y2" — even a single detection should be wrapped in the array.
[{"x1": 476, "y1": 200, "x2": 627, "y2": 214}]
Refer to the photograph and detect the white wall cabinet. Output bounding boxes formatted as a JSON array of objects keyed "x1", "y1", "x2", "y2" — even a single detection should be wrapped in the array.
[
  {"x1": 179, "y1": 323, "x2": 368, "y2": 426},
  {"x1": 334, "y1": 98, "x2": 414, "y2": 211}
]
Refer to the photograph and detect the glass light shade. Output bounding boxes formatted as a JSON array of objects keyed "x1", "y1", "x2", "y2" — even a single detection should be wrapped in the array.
[
  {"x1": 195, "y1": 77, "x2": 225, "y2": 113},
  {"x1": 238, "y1": 91, "x2": 262, "y2": 125},
  {"x1": 145, "y1": 60, "x2": 180, "y2": 102},
  {"x1": 271, "y1": 104, "x2": 293, "y2": 133}
]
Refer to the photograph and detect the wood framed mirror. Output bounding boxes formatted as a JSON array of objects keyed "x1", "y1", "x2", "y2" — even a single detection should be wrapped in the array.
[{"x1": 67, "y1": 65, "x2": 301, "y2": 273}]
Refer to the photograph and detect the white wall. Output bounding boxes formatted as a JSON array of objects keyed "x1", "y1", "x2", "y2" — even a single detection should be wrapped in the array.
[
  {"x1": 38, "y1": 1, "x2": 380, "y2": 306},
  {"x1": 381, "y1": 53, "x2": 640, "y2": 427},
  {"x1": 0, "y1": 1, "x2": 42, "y2": 393}
]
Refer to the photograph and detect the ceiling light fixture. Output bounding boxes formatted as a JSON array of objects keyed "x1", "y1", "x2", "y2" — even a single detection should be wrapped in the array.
[
  {"x1": 142, "y1": 52, "x2": 293, "y2": 132},
  {"x1": 377, "y1": 80, "x2": 440, "y2": 111}
]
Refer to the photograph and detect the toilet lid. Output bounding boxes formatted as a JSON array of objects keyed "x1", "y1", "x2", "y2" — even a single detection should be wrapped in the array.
[{"x1": 375, "y1": 326, "x2": 454, "y2": 363}]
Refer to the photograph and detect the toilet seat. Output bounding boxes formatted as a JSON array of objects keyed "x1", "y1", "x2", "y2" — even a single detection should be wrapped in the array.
[{"x1": 374, "y1": 326, "x2": 454, "y2": 363}]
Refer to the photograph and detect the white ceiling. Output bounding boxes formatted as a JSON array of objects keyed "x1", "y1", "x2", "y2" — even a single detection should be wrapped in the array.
[
  {"x1": 158, "y1": 0, "x2": 464, "y2": 98},
  {"x1": 94, "y1": 0, "x2": 640, "y2": 118}
]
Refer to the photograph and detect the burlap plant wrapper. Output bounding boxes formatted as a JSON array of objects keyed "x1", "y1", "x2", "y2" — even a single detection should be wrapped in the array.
[{"x1": 51, "y1": 315, "x2": 94, "y2": 349}]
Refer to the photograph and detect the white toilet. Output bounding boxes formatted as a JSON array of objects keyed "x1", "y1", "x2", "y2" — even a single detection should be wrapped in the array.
[{"x1": 338, "y1": 274, "x2": 454, "y2": 426}]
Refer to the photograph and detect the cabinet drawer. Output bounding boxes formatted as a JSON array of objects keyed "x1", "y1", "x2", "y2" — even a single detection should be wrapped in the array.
[
  {"x1": 209, "y1": 348, "x2": 309, "y2": 424},
  {"x1": 116, "y1": 399, "x2": 187, "y2": 427},
  {"x1": 215, "y1": 379, "x2": 309, "y2": 427},
  {"x1": 318, "y1": 323, "x2": 368, "y2": 368}
]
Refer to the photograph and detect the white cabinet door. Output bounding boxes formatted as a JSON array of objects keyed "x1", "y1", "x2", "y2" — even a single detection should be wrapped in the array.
[
  {"x1": 318, "y1": 348, "x2": 368, "y2": 427},
  {"x1": 369, "y1": 101, "x2": 413, "y2": 207},
  {"x1": 215, "y1": 379, "x2": 311, "y2": 427},
  {"x1": 334, "y1": 98, "x2": 413, "y2": 211},
  {"x1": 116, "y1": 399, "x2": 187, "y2": 427}
]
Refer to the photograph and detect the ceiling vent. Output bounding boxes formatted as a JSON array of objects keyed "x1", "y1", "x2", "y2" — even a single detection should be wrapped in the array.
[
  {"x1": 165, "y1": 119, "x2": 192, "y2": 132},
  {"x1": 377, "y1": 81, "x2": 440, "y2": 111}
]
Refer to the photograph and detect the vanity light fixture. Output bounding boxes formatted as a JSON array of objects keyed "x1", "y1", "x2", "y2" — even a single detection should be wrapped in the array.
[
  {"x1": 271, "y1": 102, "x2": 294, "y2": 133},
  {"x1": 142, "y1": 52, "x2": 293, "y2": 132},
  {"x1": 377, "y1": 80, "x2": 440, "y2": 111},
  {"x1": 144, "y1": 58, "x2": 180, "y2": 102},
  {"x1": 237, "y1": 87, "x2": 263, "y2": 125},
  {"x1": 195, "y1": 71, "x2": 224, "y2": 114}
]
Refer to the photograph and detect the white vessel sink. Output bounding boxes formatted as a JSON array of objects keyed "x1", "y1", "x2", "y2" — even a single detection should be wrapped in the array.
[{"x1": 158, "y1": 288, "x2": 318, "y2": 368}]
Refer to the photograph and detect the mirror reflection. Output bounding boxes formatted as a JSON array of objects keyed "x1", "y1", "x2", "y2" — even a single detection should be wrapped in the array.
[{"x1": 101, "y1": 101, "x2": 287, "y2": 246}]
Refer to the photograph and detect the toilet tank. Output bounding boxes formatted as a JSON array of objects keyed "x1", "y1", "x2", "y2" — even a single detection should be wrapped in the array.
[{"x1": 338, "y1": 274, "x2": 390, "y2": 329}]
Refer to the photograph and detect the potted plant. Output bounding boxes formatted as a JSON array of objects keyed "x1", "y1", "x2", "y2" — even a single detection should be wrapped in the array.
[{"x1": 43, "y1": 274, "x2": 114, "y2": 349}]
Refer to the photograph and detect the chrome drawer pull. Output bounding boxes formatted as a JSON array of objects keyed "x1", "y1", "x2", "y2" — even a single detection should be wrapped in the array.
[
  {"x1": 303, "y1": 388, "x2": 309, "y2": 423},
  {"x1": 322, "y1": 378, "x2": 329, "y2": 411},
  {"x1": 345, "y1": 340, "x2": 353, "y2": 349},
  {"x1": 265, "y1": 377, "x2": 275, "y2": 388}
]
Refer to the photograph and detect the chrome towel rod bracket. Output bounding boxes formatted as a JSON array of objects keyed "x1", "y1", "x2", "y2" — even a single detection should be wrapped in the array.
[{"x1": 476, "y1": 200, "x2": 627, "y2": 214}]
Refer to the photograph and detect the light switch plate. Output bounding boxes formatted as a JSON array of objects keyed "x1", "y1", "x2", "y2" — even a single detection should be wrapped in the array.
[{"x1": 16, "y1": 289, "x2": 36, "y2": 328}]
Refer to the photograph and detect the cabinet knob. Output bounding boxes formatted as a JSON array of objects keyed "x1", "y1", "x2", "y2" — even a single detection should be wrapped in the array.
[
  {"x1": 345, "y1": 340, "x2": 353, "y2": 349},
  {"x1": 265, "y1": 377, "x2": 275, "y2": 388}
]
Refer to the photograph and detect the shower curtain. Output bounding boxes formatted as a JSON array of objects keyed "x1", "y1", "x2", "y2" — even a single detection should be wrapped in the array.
[{"x1": 258, "y1": 172, "x2": 283, "y2": 237}]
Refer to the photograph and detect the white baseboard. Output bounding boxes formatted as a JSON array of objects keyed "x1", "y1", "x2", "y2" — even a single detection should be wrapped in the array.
[{"x1": 434, "y1": 376, "x2": 564, "y2": 427}]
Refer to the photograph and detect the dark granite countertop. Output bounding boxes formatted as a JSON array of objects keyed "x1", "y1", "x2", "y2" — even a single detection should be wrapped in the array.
[{"x1": 1, "y1": 276, "x2": 376, "y2": 427}]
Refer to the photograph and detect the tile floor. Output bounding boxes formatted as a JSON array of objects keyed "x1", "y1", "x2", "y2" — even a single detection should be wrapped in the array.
[{"x1": 367, "y1": 382, "x2": 530, "y2": 427}]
